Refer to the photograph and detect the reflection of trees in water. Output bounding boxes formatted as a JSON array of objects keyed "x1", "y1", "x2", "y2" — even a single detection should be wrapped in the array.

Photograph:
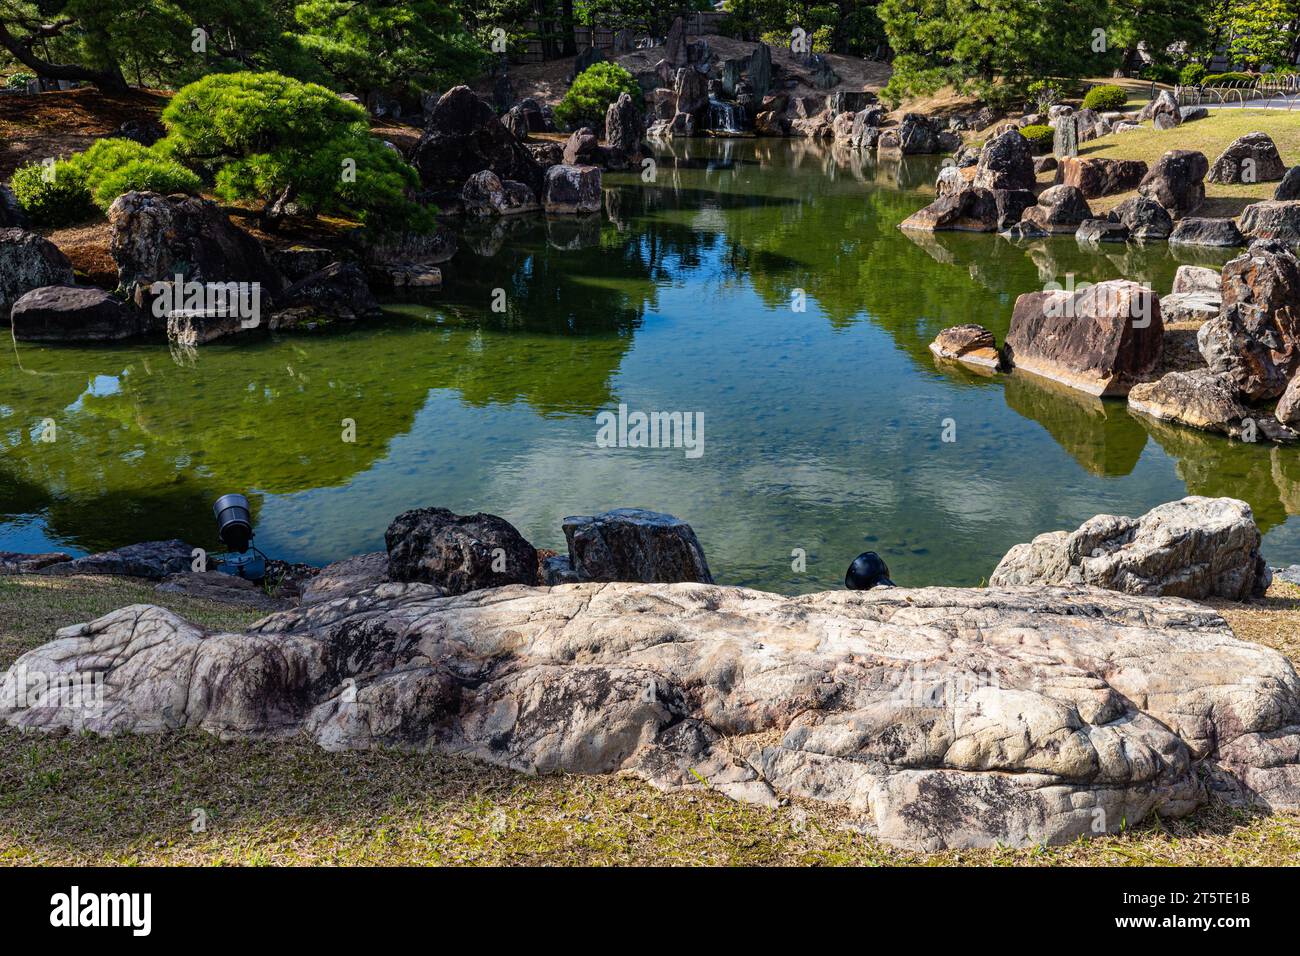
[{"x1": 1140, "y1": 414, "x2": 1300, "y2": 534}]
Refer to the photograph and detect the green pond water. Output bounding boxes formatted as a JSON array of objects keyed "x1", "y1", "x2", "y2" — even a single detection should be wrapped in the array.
[{"x1": 3, "y1": 136, "x2": 1298, "y2": 592}]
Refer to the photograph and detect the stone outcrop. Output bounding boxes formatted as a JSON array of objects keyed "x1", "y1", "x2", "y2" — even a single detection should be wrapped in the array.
[
  {"x1": 502, "y1": 97, "x2": 553, "y2": 139},
  {"x1": 928, "y1": 324, "x2": 1000, "y2": 370},
  {"x1": 1112, "y1": 195, "x2": 1173, "y2": 241},
  {"x1": 1003, "y1": 279, "x2": 1163, "y2": 396},
  {"x1": 543, "y1": 164, "x2": 602, "y2": 214},
  {"x1": 900, "y1": 187, "x2": 1034, "y2": 233},
  {"x1": 268, "y1": 262, "x2": 382, "y2": 330},
  {"x1": 10, "y1": 285, "x2": 148, "y2": 342},
  {"x1": 1169, "y1": 217, "x2": 1244, "y2": 247},
  {"x1": 1055, "y1": 157, "x2": 1147, "y2": 198},
  {"x1": 972, "y1": 130, "x2": 1035, "y2": 191},
  {"x1": 1128, "y1": 369, "x2": 1254, "y2": 437},
  {"x1": 991, "y1": 497, "x2": 1269, "y2": 600},
  {"x1": 461, "y1": 170, "x2": 540, "y2": 216},
  {"x1": 0, "y1": 228, "x2": 74, "y2": 316},
  {"x1": 38, "y1": 540, "x2": 196, "y2": 580},
  {"x1": 1137, "y1": 89, "x2": 1181, "y2": 129},
  {"x1": 1020, "y1": 185, "x2": 1092, "y2": 234},
  {"x1": 411, "y1": 86, "x2": 542, "y2": 196},
  {"x1": 878, "y1": 114, "x2": 938, "y2": 157},
  {"x1": 301, "y1": 552, "x2": 391, "y2": 605},
  {"x1": 1277, "y1": 166, "x2": 1300, "y2": 201},
  {"x1": 385, "y1": 507, "x2": 539, "y2": 593},
  {"x1": 1138, "y1": 150, "x2": 1208, "y2": 219},
  {"x1": 1239, "y1": 200, "x2": 1300, "y2": 245},
  {"x1": 548, "y1": 509, "x2": 713, "y2": 584},
  {"x1": 605, "y1": 92, "x2": 646, "y2": 162},
  {"x1": 5, "y1": 578, "x2": 1300, "y2": 851},
  {"x1": 1173, "y1": 265, "x2": 1221, "y2": 296},
  {"x1": 107, "y1": 192, "x2": 285, "y2": 308},
  {"x1": 1076, "y1": 219, "x2": 1129, "y2": 244},
  {"x1": 1208, "y1": 132, "x2": 1287, "y2": 185}
]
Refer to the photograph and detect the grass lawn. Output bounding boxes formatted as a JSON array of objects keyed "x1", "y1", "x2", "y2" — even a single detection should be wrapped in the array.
[
  {"x1": 2, "y1": 572, "x2": 1300, "y2": 865},
  {"x1": 1060, "y1": 109, "x2": 1300, "y2": 217}
]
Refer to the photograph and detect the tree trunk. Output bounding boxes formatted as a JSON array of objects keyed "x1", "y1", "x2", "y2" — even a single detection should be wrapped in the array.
[
  {"x1": 0, "y1": 19, "x2": 128, "y2": 92},
  {"x1": 559, "y1": 0, "x2": 577, "y2": 56}
]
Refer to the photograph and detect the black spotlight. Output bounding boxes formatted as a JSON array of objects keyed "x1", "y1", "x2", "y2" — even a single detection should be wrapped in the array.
[
  {"x1": 845, "y1": 551, "x2": 895, "y2": 590},
  {"x1": 213, "y1": 494, "x2": 253, "y2": 553}
]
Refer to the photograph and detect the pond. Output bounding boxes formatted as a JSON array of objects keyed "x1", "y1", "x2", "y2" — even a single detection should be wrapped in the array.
[{"x1": 3, "y1": 136, "x2": 1298, "y2": 592}]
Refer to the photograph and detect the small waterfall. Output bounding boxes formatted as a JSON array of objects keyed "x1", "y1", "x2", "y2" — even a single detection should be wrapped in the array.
[{"x1": 706, "y1": 98, "x2": 746, "y2": 135}]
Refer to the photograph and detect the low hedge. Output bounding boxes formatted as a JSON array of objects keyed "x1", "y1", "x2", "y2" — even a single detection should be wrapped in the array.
[{"x1": 1081, "y1": 84, "x2": 1128, "y2": 111}]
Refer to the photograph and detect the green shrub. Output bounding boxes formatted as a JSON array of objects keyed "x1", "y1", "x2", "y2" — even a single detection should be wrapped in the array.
[
  {"x1": 1139, "y1": 63, "x2": 1179, "y2": 85},
  {"x1": 1203, "y1": 72, "x2": 1256, "y2": 86},
  {"x1": 90, "y1": 158, "x2": 202, "y2": 211},
  {"x1": 1026, "y1": 79, "x2": 1064, "y2": 112},
  {"x1": 161, "y1": 71, "x2": 430, "y2": 231},
  {"x1": 553, "y1": 61, "x2": 642, "y2": 131},
  {"x1": 8, "y1": 160, "x2": 95, "y2": 226},
  {"x1": 5, "y1": 71, "x2": 34, "y2": 91},
  {"x1": 1019, "y1": 124, "x2": 1054, "y2": 152},
  {"x1": 1081, "y1": 84, "x2": 1128, "y2": 111},
  {"x1": 1179, "y1": 63, "x2": 1207, "y2": 86}
]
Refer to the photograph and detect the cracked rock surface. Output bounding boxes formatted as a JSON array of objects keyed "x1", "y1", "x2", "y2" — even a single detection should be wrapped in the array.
[{"x1": 3, "y1": 581, "x2": 1298, "y2": 850}]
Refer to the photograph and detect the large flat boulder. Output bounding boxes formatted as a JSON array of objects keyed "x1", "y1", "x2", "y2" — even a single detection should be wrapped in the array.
[
  {"x1": 1169, "y1": 217, "x2": 1244, "y2": 247},
  {"x1": 1137, "y1": 149, "x2": 1208, "y2": 219},
  {"x1": 385, "y1": 507, "x2": 539, "y2": 593},
  {"x1": 900, "y1": 187, "x2": 1034, "y2": 233},
  {"x1": 38, "y1": 540, "x2": 197, "y2": 580},
  {"x1": 10, "y1": 285, "x2": 148, "y2": 342},
  {"x1": 1055, "y1": 156, "x2": 1147, "y2": 198},
  {"x1": 558, "y1": 508, "x2": 713, "y2": 584},
  {"x1": 4, "y1": 580, "x2": 1299, "y2": 851},
  {"x1": 0, "y1": 228, "x2": 74, "y2": 316},
  {"x1": 990, "y1": 496, "x2": 1269, "y2": 599},
  {"x1": 1239, "y1": 200, "x2": 1300, "y2": 245},
  {"x1": 1209, "y1": 132, "x2": 1287, "y2": 185},
  {"x1": 1128, "y1": 368, "x2": 1253, "y2": 437},
  {"x1": 543, "y1": 164, "x2": 602, "y2": 215},
  {"x1": 1003, "y1": 279, "x2": 1163, "y2": 396}
]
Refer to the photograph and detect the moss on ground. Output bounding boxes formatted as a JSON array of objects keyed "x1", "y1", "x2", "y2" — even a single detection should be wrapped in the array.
[{"x1": 1, "y1": 572, "x2": 1298, "y2": 866}]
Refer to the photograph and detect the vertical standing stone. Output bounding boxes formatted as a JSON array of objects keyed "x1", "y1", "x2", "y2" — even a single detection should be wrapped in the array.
[
  {"x1": 1054, "y1": 115, "x2": 1079, "y2": 159},
  {"x1": 721, "y1": 58, "x2": 742, "y2": 98},
  {"x1": 749, "y1": 42, "x2": 772, "y2": 101}
]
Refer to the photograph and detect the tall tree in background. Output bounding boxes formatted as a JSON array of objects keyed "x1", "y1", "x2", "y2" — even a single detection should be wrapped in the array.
[{"x1": 1211, "y1": 0, "x2": 1299, "y2": 69}]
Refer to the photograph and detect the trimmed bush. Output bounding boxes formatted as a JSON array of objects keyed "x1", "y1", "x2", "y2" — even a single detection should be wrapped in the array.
[
  {"x1": 1203, "y1": 72, "x2": 1256, "y2": 86},
  {"x1": 1179, "y1": 63, "x2": 1207, "y2": 86},
  {"x1": 1081, "y1": 85, "x2": 1128, "y2": 111},
  {"x1": 89, "y1": 158, "x2": 202, "y2": 211},
  {"x1": 9, "y1": 161, "x2": 95, "y2": 227},
  {"x1": 553, "y1": 61, "x2": 643, "y2": 130},
  {"x1": 161, "y1": 71, "x2": 431, "y2": 232},
  {"x1": 1019, "y1": 124, "x2": 1054, "y2": 153}
]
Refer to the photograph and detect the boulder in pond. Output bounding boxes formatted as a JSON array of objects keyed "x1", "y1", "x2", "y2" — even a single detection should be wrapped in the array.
[
  {"x1": 1209, "y1": 132, "x2": 1287, "y2": 185},
  {"x1": 1003, "y1": 279, "x2": 1163, "y2": 396},
  {"x1": 1112, "y1": 195, "x2": 1173, "y2": 241},
  {"x1": 461, "y1": 169, "x2": 540, "y2": 216},
  {"x1": 6, "y1": 580, "x2": 1300, "y2": 850},
  {"x1": 1128, "y1": 369, "x2": 1254, "y2": 437},
  {"x1": 0, "y1": 228, "x2": 74, "y2": 316},
  {"x1": 543, "y1": 164, "x2": 602, "y2": 215},
  {"x1": 1137, "y1": 150, "x2": 1208, "y2": 219},
  {"x1": 385, "y1": 507, "x2": 539, "y2": 593},
  {"x1": 900, "y1": 187, "x2": 1035, "y2": 233},
  {"x1": 1276, "y1": 375, "x2": 1300, "y2": 428},
  {"x1": 268, "y1": 262, "x2": 382, "y2": 330},
  {"x1": 928, "y1": 324, "x2": 1000, "y2": 370},
  {"x1": 411, "y1": 86, "x2": 542, "y2": 196},
  {"x1": 990, "y1": 496, "x2": 1269, "y2": 599},
  {"x1": 891, "y1": 113, "x2": 938, "y2": 155},
  {"x1": 1055, "y1": 156, "x2": 1147, "y2": 198},
  {"x1": 1075, "y1": 218, "x2": 1129, "y2": 244},
  {"x1": 1169, "y1": 217, "x2": 1244, "y2": 248},
  {"x1": 605, "y1": 92, "x2": 646, "y2": 161},
  {"x1": 1020, "y1": 184, "x2": 1093, "y2": 234},
  {"x1": 972, "y1": 130, "x2": 1035, "y2": 192},
  {"x1": 560, "y1": 508, "x2": 713, "y2": 584},
  {"x1": 39, "y1": 540, "x2": 197, "y2": 580},
  {"x1": 1239, "y1": 200, "x2": 1300, "y2": 246},
  {"x1": 10, "y1": 285, "x2": 148, "y2": 342},
  {"x1": 0, "y1": 552, "x2": 73, "y2": 574}
]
